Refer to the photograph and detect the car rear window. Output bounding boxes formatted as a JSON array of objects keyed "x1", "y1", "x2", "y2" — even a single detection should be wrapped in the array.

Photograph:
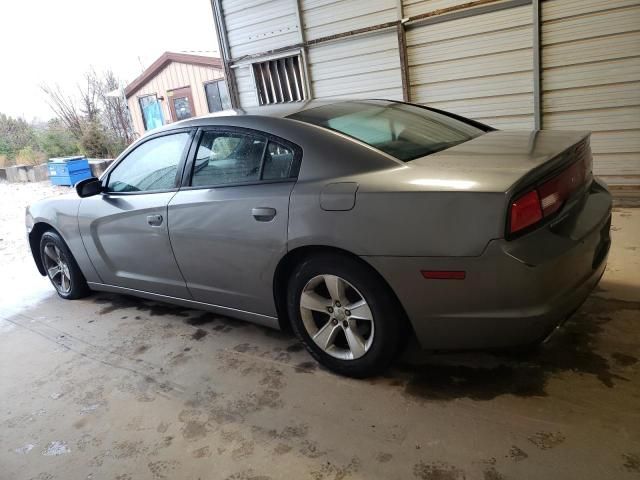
[{"x1": 288, "y1": 100, "x2": 487, "y2": 161}]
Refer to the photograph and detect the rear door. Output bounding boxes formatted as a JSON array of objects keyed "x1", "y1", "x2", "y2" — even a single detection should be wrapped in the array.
[
  {"x1": 78, "y1": 129, "x2": 194, "y2": 297},
  {"x1": 168, "y1": 127, "x2": 301, "y2": 316}
]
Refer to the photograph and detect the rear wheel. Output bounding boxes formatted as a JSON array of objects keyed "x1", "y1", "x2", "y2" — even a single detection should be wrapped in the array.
[
  {"x1": 40, "y1": 231, "x2": 90, "y2": 300},
  {"x1": 287, "y1": 254, "x2": 402, "y2": 378}
]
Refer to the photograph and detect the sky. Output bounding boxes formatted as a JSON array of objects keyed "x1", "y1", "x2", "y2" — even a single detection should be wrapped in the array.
[{"x1": 0, "y1": 0, "x2": 220, "y2": 121}]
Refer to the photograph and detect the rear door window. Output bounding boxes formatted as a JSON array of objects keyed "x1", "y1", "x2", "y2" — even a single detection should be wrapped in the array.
[{"x1": 191, "y1": 130, "x2": 299, "y2": 187}]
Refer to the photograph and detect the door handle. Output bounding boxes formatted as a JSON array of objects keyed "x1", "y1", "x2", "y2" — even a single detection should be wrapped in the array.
[
  {"x1": 147, "y1": 214, "x2": 163, "y2": 227},
  {"x1": 251, "y1": 207, "x2": 276, "y2": 222}
]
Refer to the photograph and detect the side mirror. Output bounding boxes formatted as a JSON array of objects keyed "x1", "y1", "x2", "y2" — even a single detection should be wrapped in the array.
[{"x1": 75, "y1": 177, "x2": 103, "y2": 198}]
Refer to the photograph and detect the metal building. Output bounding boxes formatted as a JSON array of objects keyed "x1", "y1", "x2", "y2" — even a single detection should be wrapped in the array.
[{"x1": 211, "y1": 0, "x2": 640, "y2": 188}]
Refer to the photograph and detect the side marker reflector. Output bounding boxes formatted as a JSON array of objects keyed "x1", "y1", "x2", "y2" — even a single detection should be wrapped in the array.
[{"x1": 421, "y1": 270, "x2": 466, "y2": 280}]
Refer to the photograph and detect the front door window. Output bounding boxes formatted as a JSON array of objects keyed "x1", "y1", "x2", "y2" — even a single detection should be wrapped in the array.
[{"x1": 107, "y1": 132, "x2": 190, "y2": 192}]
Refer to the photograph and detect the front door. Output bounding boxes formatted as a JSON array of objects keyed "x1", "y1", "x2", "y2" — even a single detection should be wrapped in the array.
[
  {"x1": 168, "y1": 128, "x2": 301, "y2": 316},
  {"x1": 78, "y1": 130, "x2": 193, "y2": 297},
  {"x1": 168, "y1": 86, "x2": 195, "y2": 121}
]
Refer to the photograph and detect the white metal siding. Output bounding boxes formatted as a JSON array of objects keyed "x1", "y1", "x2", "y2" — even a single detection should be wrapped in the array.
[
  {"x1": 542, "y1": 0, "x2": 640, "y2": 176},
  {"x1": 234, "y1": 65, "x2": 259, "y2": 107},
  {"x1": 222, "y1": 0, "x2": 300, "y2": 58},
  {"x1": 407, "y1": 5, "x2": 535, "y2": 129},
  {"x1": 307, "y1": 30, "x2": 403, "y2": 100},
  {"x1": 403, "y1": 0, "x2": 474, "y2": 17},
  {"x1": 301, "y1": 0, "x2": 396, "y2": 40}
]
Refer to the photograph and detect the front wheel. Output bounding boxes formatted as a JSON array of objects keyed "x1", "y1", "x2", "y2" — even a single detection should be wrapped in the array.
[
  {"x1": 287, "y1": 254, "x2": 403, "y2": 378},
  {"x1": 40, "y1": 230, "x2": 90, "y2": 300}
]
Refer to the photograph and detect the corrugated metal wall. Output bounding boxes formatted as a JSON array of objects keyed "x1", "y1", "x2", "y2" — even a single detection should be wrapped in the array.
[
  {"x1": 222, "y1": 0, "x2": 300, "y2": 57},
  {"x1": 127, "y1": 62, "x2": 224, "y2": 137},
  {"x1": 541, "y1": 0, "x2": 640, "y2": 176},
  {"x1": 301, "y1": 0, "x2": 396, "y2": 40},
  {"x1": 407, "y1": 5, "x2": 535, "y2": 129},
  {"x1": 307, "y1": 31, "x2": 403, "y2": 100},
  {"x1": 301, "y1": 0, "x2": 402, "y2": 100},
  {"x1": 403, "y1": 0, "x2": 473, "y2": 17},
  {"x1": 218, "y1": 0, "x2": 640, "y2": 178},
  {"x1": 233, "y1": 66, "x2": 259, "y2": 107}
]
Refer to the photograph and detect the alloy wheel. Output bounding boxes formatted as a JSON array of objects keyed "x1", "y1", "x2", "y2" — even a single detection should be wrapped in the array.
[
  {"x1": 43, "y1": 242, "x2": 72, "y2": 295},
  {"x1": 299, "y1": 274, "x2": 375, "y2": 360}
]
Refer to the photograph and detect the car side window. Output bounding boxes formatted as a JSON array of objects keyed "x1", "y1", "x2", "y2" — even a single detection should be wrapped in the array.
[
  {"x1": 107, "y1": 132, "x2": 190, "y2": 193},
  {"x1": 262, "y1": 141, "x2": 295, "y2": 180},
  {"x1": 191, "y1": 131, "x2": 266, "y2": 187},
  {"x1": 191, "y1": 131, "x2": 299, "y2": 187}
]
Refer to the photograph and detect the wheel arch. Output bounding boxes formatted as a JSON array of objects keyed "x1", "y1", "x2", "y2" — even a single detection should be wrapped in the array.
[
  {"x1": 272, "y1": 245, "x2": 413, "y2": 339},
  {"x1": 28, "y1": 222, "x2": 58, "y2": 276}
]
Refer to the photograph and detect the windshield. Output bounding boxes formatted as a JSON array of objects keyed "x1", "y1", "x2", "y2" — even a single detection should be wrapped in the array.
[{"x1": 289, "y1": 100, "x2": 488, "y2": 161}]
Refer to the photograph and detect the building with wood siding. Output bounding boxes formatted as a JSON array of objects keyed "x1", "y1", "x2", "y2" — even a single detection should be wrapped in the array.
[
  {"x1": 212, "y1": 0, "x2": 640, "y2": 188},
  {"x1": 124, "y1": 52, "x2": 230, "y2": 137}
]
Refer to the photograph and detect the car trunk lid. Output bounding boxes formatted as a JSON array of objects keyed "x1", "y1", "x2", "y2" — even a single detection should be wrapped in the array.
[{"x1": 405, "y1": 130, "x2": 592, "y2": 194}]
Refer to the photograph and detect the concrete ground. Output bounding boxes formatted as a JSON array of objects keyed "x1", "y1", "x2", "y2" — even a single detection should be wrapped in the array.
[{"x1": 1, "y1": 181, "x2": 639, "y2": 480}]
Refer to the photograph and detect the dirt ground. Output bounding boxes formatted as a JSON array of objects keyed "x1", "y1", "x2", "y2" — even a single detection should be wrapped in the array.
[{"x1": 0, "y1": 181, "x2": 639, "y2": 480}]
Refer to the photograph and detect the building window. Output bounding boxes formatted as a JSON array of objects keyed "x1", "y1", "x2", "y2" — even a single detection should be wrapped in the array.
[
  {"x1": 252, "y1": 55, "x2": 306, "y2": 105},
  {"x1": 204, "y1": 80, "x2": 232, "y2": 113},
  {"x1": 168, "y1": 86, "x2": 194, "y2": 121},
  {"x1": 138, "y1": 94, "x2": 164, "y2": 131}
]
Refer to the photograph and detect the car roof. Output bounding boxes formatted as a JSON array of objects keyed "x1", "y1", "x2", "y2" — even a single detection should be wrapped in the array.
[{"x1": 171, "y1": 99, "x2": 393, "y2": 127}]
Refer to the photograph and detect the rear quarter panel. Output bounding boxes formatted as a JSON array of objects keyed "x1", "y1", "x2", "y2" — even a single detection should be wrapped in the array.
[{"x1": 288, "y1": 176, "x2": 506, "y2": 257}]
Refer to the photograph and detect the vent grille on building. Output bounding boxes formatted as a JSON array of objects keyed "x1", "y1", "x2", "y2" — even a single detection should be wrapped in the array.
[{"x1": 252, "y1": 56, "x2": 305, "y2": 105}]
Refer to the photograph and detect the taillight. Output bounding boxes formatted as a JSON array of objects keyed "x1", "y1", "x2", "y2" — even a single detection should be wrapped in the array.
[
  {"x1": 509, "y1": 155, "x2": 590, "y2": 235},
  {"x1": 510, "y1": 190, "x2": 543, "y2": 234},
  {"x1": 538, "y1": 160, "x2": 586, "y2": 216}
]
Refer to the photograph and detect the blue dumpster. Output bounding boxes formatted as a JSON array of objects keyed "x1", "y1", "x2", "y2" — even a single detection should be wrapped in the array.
[{"x1": 48, "y1": 156, "x2": 92, "y2": 186}]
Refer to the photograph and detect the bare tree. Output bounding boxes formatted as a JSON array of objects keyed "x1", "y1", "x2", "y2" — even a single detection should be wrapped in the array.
[
  {"x1": 79, "y1": 69, "x2": 100, "y2": 123},
  {"x1": 97, "y1": 69, "x2": 134, "y2": 144},
  {"x1": 40, "y1": 84, "x2": 84, "y2": 139},
  {"x1": 41, "y1": 68, "x2": 134, "y2": 157}
]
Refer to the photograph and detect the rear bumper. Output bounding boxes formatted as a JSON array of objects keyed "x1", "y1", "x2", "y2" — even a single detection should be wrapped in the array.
[{"x1": 363, "y1": 181, "x2": 612, "y2": 350}]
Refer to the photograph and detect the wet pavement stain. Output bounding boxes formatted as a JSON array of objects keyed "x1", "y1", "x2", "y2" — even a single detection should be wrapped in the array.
[
  {"x1": 508, "y1": 445, "x2": 528, "y2": 462},
  {"x1": 191, "y1": 329, "x2": 207, "y2": 341},
  {"x1": 482, "y1": 467, "x2": 506, "y2": 480},
  {"x1": 404, "y1": 364, "x2": 547, "y2": 401},
  {"x1": 185, "y1": 312, "x2": 217, "y2": 326},
  {"x1": 376, "y1": 452, "x2": 393, "y2": 463},
  {"x1": 622, "y1": 453, "x2": 640, "y2": 473},
  {"x1": 286, "y1": 342, "x2": 304, "y2": 352},
  {"x1": 611, "y1": 352, "x2": 638, "y2": 367},
  {"x1": 413, "y1": 461, "x2": 465, "y2": 480},
  {"x1": 527, "y1": 431, "x2": 565, "y2": 450},
  {"x1": 399, "y1": 295, "x2": 638, "y2": 401},
  {"x1": 94, "y1": 294, "x2": 190, "y2": 317},
  {"x1": 294, "y1": 361, "x2": 318, "y2": 373},
  {"x1": 134, "y1": 345, "x2": 150, "y2": 355},
  {"x1": 192, "y1": 445, "x2": 212, "y2": 458}
]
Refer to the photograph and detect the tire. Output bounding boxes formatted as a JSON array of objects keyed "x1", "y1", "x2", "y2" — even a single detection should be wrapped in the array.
[
  {"x1": 40, "y1": 230, "x2": 90, "y2": 300},
  {"x1": 287, "y1": 253, "x2": 403, "y2": 378}
]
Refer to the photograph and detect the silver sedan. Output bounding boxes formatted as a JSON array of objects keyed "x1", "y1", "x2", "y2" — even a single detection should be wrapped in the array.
[{"x1": 26, "y1": 100, "x2": 612, "y2": 377}]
